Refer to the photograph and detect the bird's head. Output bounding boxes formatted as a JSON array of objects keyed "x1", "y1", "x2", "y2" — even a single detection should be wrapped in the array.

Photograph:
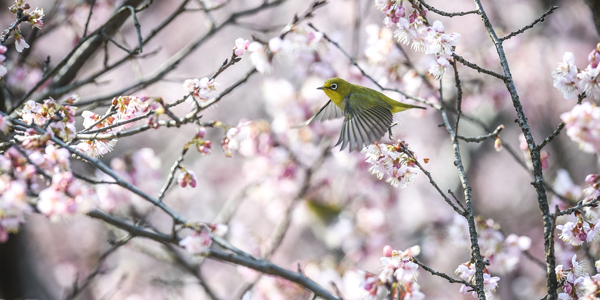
[{"x1": 317, "y1": 78, "x2": 351, "y2": 104}]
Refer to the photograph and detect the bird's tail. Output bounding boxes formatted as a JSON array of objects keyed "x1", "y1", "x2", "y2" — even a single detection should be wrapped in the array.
[{"x1": 391, "y1": 102, "x2": 426, "y2": 113}]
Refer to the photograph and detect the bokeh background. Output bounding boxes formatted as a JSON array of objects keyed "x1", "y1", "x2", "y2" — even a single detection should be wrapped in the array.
[{"x1": 0, "y1": 0, "x2": 598, "y2": 299}]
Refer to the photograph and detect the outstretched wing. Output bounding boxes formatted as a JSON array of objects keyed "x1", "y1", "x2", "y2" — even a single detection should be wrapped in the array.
[
  {"x1": 292, "y1": 100, "x2": 344, "y2": 128},
  {"x1": 336, "y1": 93, "x2": 393, "y2": 151}
]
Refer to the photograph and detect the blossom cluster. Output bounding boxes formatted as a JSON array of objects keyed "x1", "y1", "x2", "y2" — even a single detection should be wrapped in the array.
[
  {"x1": 374, "y1": 0, "x2": 460, "y2": 80},
  {"x1": 555, "y1": 173, "x2": 600, "y2": 246},
  {"x1": 362, "y1": 141, "x2": 418, "y2": 188},
  {"x1": 455, "y1": 262, "x2": 500, "y2": 299},
  {"x1": 358, "y1": 246, "x2": 424, "y2": 300},
  {"x1": 448, "y1": 215, "x2": 531, "y2": 274},
  {"x1": 77, "y1": 96, "x2": 159, "y2": 157},
  {"x1": 183, "y1": 77, "x2": 219, "y2": 103},
  {"x1": 221, "y1": 120, "x2": 254, "y2": 157},
  {"x1": 552, "y1": 45, "x2": 600, "y2": 100},
  {"x1": 556, "y1": 255, "x2": 600, "y2": 300},
  {"x1": 19, "y1": 98, "x2": 78, "y2": 142},
  {"x1": 179, "y1": 223, "x2": 228, "y2": 255},
  {"x1": 560, "y1": 102, "x2": 600, "y2": 155},
  {"x1": 0, "y1": 143, "x2": 96, "y2": 242},
  {"x1": 8, "y1": 0, "x2": 45, "y2": 52},
  {"x1": 246, "y1": 27, "x2": 331, "y2": 77},
  {"x1": 187, "y1": 126, "x2": 212, "y2": 156}
]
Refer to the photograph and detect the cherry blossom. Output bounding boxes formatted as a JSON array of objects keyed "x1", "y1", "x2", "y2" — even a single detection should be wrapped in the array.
[
  {"x1": 183, "y1": 78, "x2": 219, "y2": 103},
  {"x1": 561, "y1": 102, "x2": 600, "y2": 154},
  {"x1": 177, "y1": 169, "x2": 197, "y2": 188},
  {"x1": 248, "y1": 42, "x2": 273, "y2": 74},
  {"x1": 234, "y1": 38, "x2": 250, "y2": 57},
  {"x1": 362, "y1": 141, "x2": 418, "y2": 188},
  {"x1": 552, "y1": 52, "x2": 580, "y2": 99},
  {"x1": 456, "y1": 262, "x2": 500, "y2": 299},
  {"x1": 222, "y1": 120, "x2": 253, "y2": 157}
]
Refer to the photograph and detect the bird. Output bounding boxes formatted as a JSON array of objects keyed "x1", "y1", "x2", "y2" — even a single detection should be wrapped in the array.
[{"x1": 304, "y1": 78, "x2": 425, "y2": 151}]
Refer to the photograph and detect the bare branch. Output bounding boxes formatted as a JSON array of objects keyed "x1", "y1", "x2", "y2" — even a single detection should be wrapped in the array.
[
  {"x1": 412, "y1": 258, "x2": 475, "y2": 288},
  {"x1": 452, "y1": 54, "x2": 506, "y2": 80},
  {"x1": 457, "y1": 124, "x2": 504, "y2": 143},
  {"x1": 500, "y1": 6, "x2": 559, "y2": 42},
  {"x1": 415, "y1": 1, "x2": 480, "y2": 17},
  {"x1": 473, "y1": 0, "x2": 559, "y2": 298}
]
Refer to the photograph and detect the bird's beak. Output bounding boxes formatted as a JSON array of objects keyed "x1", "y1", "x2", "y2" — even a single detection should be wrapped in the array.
[{"x1": 317, "y1": 86, "x2": 329, "y2": 90}]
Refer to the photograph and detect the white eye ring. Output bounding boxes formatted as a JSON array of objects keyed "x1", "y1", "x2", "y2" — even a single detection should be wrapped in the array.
[{"x1": 330, "y1": 83, "x2": 338, "y2": 90}]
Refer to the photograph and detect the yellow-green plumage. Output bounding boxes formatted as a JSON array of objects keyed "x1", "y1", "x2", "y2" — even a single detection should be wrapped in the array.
[{"x1": 308, "y1": 78, "x2": 425, "y2": 151}]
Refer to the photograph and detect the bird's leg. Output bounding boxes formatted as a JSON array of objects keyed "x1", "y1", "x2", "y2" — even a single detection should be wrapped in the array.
[{"x1": 388, "y1": 122, "x2": 399, "y2": 139}]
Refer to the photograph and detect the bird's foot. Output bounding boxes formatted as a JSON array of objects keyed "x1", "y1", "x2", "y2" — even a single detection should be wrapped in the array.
[{"x1": 388, "y1": 122, "x2": 399, "y2": 139}]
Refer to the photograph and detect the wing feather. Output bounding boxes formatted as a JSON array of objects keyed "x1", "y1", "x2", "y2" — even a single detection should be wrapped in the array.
[
  {"x1": 339, "y1": 93, "x2": 394, "y2": 151},
  {"x1": 292, "y1": 100, "x2": 344, "y2": 128}
]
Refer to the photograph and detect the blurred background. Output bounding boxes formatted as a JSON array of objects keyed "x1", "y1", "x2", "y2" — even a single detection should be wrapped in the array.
[{"x1": 0, "y1": 0, "x2": 598, "y2": 299}]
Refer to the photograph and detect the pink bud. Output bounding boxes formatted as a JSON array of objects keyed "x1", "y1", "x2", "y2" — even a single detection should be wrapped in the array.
[
  {"x1": 197, "y1": 127, "x2": 207, "y2": 139},
  {"x1": 586, "y1": 174, "x2": 600, "y2": 185},
  {"x1": 383, "y1": 245, "x2": 393, "y2": 257}
]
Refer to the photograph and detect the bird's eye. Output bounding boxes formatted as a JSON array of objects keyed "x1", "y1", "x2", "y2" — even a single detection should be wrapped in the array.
[{"x1": 330, "y1": 83, "x2": 338, "y2": 90}]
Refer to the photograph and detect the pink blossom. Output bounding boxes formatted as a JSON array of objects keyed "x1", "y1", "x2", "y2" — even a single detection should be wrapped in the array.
[
  {"x1": 383, "y1": 245, "x2": 393, "y2": 257},
  {"x1": 177, "y1": 169, "x2": 197, "y2": 188},
  {"x1": 234, "y1": 38, "x2": 250, "y2": 57},
  {"x1": 179, "y1": 230, "x2": 212, "y2": 255},
  {"x1": 44, "y1": 144, "x2": 70, "y2": 170},
  {"x1": 183, "y1": 78, "x2": 218, "y2": 102},
  {"x1": 357, "y1": 270, "x2": 384, "y2": 300},
  {"x1": 428, "y1": 56, "x2": 451, "y2": 80},
  {"x1": 394, "y1": 18, "x2": 413, "y2": 45},
  {"x1": 556, "y1": 217, "x2": 600, "y2": 246},
  {"x1": 75, "y1": 139, "x2": 116, "y2": 158},
  {"x1": 362, "y1": 142, "x2": 418, "y2": 188},
  {"x1": 560, "y1": 102, "x2": 600, "y2": 154},
  {"x1": 28, "y1": 7, "x2": 44, "y2": 29},
  {"x1": 222, "y1": 121, "x2": 253, "y2": 157},
  {"x1": 268, "y1": 37, "x2": 284, "y2": 53},
  {"x1": 425, "y1": 20, "x2": 460, "y2": 57},
  {"x1": 248, "y1": 42, "x2": 272, "y2": 74},
  {"x1": 578, "y1": 66, "x2": 600, "y2": 100},
  {"x1": 589, "y1": 45, "x2": 600, "y2": 68},
  {"x1": 552, "y1": 52, "x2": 579, "y2": 99},
  {"x1": 483, "y1": 273, "x2": 500, "y2": 298},
  {"x1": 14, "y1": 32, "x2": 29, "y2": 53}
]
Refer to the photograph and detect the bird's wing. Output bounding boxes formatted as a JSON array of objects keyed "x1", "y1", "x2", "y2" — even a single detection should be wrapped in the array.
[
  {"x1": 291, "y1": 100, "x2": 344, "y2": 128},
  {"x1": 336, "y1": 93, "x2": 393, "y2": 151}
]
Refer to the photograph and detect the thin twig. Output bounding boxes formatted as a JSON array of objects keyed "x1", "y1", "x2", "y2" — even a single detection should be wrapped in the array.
[
  {"x1": 83, "y1": 0, "x2": 97, "y2": 38},
  {"x1": 457, "y1": 125, "x2": 504, "y2": 143},
  {"x1": 416, "y1": 1, "x2": 480, "y2": 17},
  {"x1": 157, "y1": 147, "x2": 189, "y2": 201},
  {"x1": 535, "y1": 92, "x2": 585, "y2": 151},
  {"x1": 438, "y1": 77, "x2": 486, "y2": 299},
  {"x1": 401, "y1": 144, "x2": 466, "y2": 216},
  {"x1": 556, "y1": 195, "x2": 600, "y2": 217},
  {"x1": 452, "y1": 54, "x2": 506, "y2": 80},
  {"x1": 63, "y1": 235, "x2": 134, "y2": 300},
  {"x1": 523, "y1": 250, "x2": 547, "y2": 270},
  {"x1": 412, "y1": 258, "x2": 475, "y2": 288},
  {"x1": 499, "y1": 6, "x2": 559, "y2": 42}
]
